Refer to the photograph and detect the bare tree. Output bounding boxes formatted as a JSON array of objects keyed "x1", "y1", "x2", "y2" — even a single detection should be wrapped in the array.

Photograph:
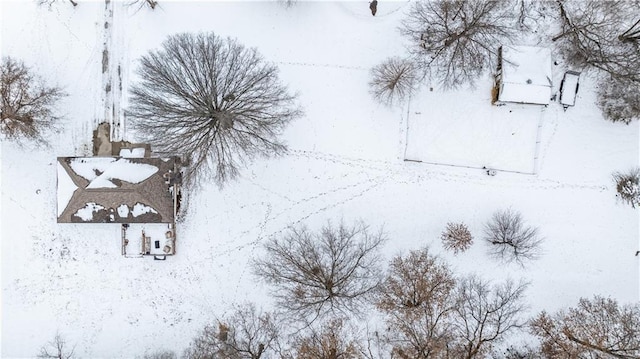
[
  {"x1": 613, "y1": 168, "x2": 640, "y2": 208},
  {"x1": 140, "y1": 0, "x2": 157, "y2": 9},
  {"x1": 139, "y1": 350, "x2": 177, "y2": 359},
  {"x1": 530, "y1": 296, "x2": 640, "y2": 358},
  {"x1": 369, "y1": 57, "x2": 417, "y2": 107},
  {"x1": 277, "y1": 0, "x2": 297, "y2": 8},
  {"x1": 552, "y1": 0, "x2": 640, "y2": 84},
  {"x1": 36, "y1": 0, "x2": 78, "y2": 7},
  {"x1": 441, "y1": 222, "x2": 473, "y2": 254},
  {"x1": 375, "y1": 247, "x2": 457, "y2": 358},
  {"x1": 376, "y1": 248, "x2": 528, "y2": 359},
  {"x1": 484, "y1": 209, "x2": 543, "y2": 266},
  {"x1": 400, "y1": 0, "x2": 517, "y2": 88},
  {"x1": 1, "y1": 57, "x2": 65, "y2": 145},
  {"x1": 126, "y1": 0, "x2": 159, "y2": 11},
  {"x1": 494, "y1": 344, "x2": 544, "y2": 359},
  {"x1": 128, "y1": 32, "x2": 301, "y2": 186},
  {"x1": 286, "y1": 318, "x2": 364, "y2": 359},
  {"x1": 38, "y1": 0, "x2": 157, "y2": 8},
  {"x1": 598, "y1": 77, "x2": 640, "y2": 124},
  {"x1": 253, "y1": 220, "x2": 386, "y2": 322},
  {"x1": 450, "y1": 275, "x2": 529, "y2": 359},
  {"x1": 361, "y1": 328, "x2": 389, "y2": 359},
  {"x1": 183, "y1": 303, "x2": 279, "y2": 359},
  {"x1": 620, "y1": 19, "x2": 640, "y2": 42},
  {"x1": 38, "y1": 333, "x2": 76, "y2": 359}
]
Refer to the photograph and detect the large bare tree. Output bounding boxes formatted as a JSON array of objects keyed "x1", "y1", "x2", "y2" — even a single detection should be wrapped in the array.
[
  {"x1": 376, "y1": 248, "x2": 528, "y2": 359},
  {"x1": 375, "y1": 247, "x2": 457, "y2": 358},
  {"x1": 183, "y1": 303, "x2": 279, "y2": 359},
  {"x1": 1, "y1": 57, "x2": 65, "y2": 145},
  {"x1": 286, "y1": 318, "x2": 364, "y2": 359},
  {"x1": 37, "y1": 0, "x2": 158, "y2": 8},
  {"x1": 450, "y1": 275, "x2": 529, "y2": 359},
  {"x1": 400, "y1": 0, "x2": 516, "y2": 88},
  {"x1": 484, "y1": 209, "x2": 543, "y2": 266},
  {"x1": 128, "y1": 32, "x2": 301, "y2": 186},
  {"x1": 253, "y1": 221, "x2": 386, "y2": 323},
  {"x1": 552, "y1": 0, "x2": 640, "y2": 84},
  {"x1": 530, "y1": 296, "x2": 640, "y2": 358}
]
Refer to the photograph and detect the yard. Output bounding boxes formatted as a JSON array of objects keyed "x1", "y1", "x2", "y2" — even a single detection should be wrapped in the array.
[
  {"x1": 405, "y1": 80, "x2": 545, "y2": 174},
  {"x1": 1, "y1": 1, "x2": 639, "y2": 357}
]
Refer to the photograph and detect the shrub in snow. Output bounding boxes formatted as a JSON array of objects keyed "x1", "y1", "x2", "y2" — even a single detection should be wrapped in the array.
[
  {"x1": 128, "y1": 32, "x2": 302, "y2": 186},
  {"x1": 253, "y1": 220, "x2": 386, "y2": 322},
  {"x1": 484, "y1": 209, "x2": 542, "y2": 266},
  {"x1": 369, "y1": 57, "x2": 417, "y2": 106},
  {"x1": 441, "y1": 222, "x2": 473, "y2": 254},
  {"x1": 614, "y1": 168, "x2": 640, "y2": 208},
  {"x1": 183, "y1": 303, "x2": 278, "y2": 359},
  {"x1": 530, "y1": 296, "x2": 640, "y2": 358},
  {"x1": 598, "y1": 78, "x2": 640, "y2": 124},
  {"x1": 1, "y1": 57, "x2": 65, "y2": 145},
  {"x1": 38, "y1": 332, "x2": 75, "y2": 359}
]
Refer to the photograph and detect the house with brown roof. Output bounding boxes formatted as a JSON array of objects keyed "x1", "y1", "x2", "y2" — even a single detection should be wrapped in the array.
[
  {"x1": 57, "y1": 156, "x2": 180, "y2": 223},
  {"x1": 57, "y1": 155, "x2": 182, "y2": 257}
]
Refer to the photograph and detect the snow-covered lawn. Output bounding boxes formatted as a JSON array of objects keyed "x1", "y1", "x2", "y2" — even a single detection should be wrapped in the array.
[
  {"x1": 1, "y1": 1, "x2": 638, "y2": 358},
  {"x1": 405, "y1": 81, "x2": 544, "y2": 173}
]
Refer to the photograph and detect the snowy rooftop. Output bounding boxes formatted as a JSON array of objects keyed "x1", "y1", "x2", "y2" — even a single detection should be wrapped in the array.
[
  {"x1": 498, "y1": 45, "x2": 552, "y2": 105},
  {"x1": 56, "y1": 157, "x2": 178, "y2": 223}
]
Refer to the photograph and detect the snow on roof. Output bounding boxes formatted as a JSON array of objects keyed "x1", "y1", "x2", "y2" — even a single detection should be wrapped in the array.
[
  {"x1": 74, "y1": 202, "x2": 106, "y2": 221},
  {"x1": 132, "y1": 203, "x2": 158, "y2": 217},
  {"x1": 119, "y1": 147, "x2": 146, "y2": 158},
  {"x1": 498, "y1": 46, "x2": 552, "y2": 105},
  {"x1": 57, "y1": 162, "x2": 79, "y2": 217},
  {"x1": 68, "y1": 158, "x2": 159, "y2": 189}
]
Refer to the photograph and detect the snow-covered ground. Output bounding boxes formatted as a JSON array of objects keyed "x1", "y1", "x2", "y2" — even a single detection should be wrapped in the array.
[
  {"x1": 1, "y1": 1, "x2": 639, "y2": 358},
  {"x1": 405, "y1": 80, "x2": 544, "y2": 173}
]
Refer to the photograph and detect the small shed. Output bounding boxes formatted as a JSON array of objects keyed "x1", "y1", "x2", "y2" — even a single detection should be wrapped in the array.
[{"x1": 495, "y1": 45, "x2": 553, "y2": 105}]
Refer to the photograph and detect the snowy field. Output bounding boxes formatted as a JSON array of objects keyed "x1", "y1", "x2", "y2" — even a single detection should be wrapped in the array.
[
  {"x1": 1, "y1": 1, "x2": 639, "y2": 358},
  {"x1": 405, "y1": 81, "x2": 544, "y2": 174}
]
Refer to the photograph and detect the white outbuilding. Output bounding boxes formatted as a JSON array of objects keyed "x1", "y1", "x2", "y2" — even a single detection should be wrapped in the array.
[{"x1": 495, "y1": 45, "x2": 553, "y2": 105}]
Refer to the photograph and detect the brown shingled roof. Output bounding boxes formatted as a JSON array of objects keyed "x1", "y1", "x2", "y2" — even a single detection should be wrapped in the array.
[{"x1": 57, "y1": 157, "x2": 178, "y2": 223}]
